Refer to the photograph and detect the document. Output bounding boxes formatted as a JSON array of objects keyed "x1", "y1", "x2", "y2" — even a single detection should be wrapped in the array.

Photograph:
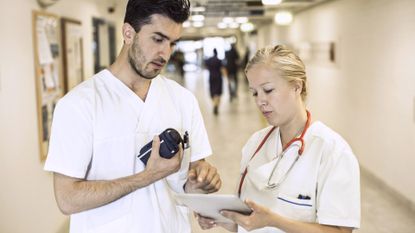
[{"x1": 175, "y1": 193, "x2": 252, "y2": 223}]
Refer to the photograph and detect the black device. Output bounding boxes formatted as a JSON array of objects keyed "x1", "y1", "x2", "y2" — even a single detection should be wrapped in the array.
[{"x1": 137, "y1": 128, "x2": 189, "y2": 165}]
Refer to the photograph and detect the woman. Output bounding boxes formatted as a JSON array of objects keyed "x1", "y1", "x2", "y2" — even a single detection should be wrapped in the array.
[
  {"x1": 205, "y1": 48, "x2": 224, "y2": 115},
  {"x1": 197, "y1": 45, "x2": 360, "y2": 232}
]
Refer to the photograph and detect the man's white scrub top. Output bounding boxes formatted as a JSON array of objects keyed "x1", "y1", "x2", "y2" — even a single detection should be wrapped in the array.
[{"x1": 44, "y1": 69, "x2": 212, "y2": 233}]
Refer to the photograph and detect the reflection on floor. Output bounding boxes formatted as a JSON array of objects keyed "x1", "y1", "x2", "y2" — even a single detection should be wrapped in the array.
[{"x1": 170, "y1": 70, "x2": 415, "y2": 233}]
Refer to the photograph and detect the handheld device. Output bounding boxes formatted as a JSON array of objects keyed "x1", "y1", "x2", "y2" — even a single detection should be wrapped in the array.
[{"x1": 137, "y1": 128, "x2": 189, "y2": 165}]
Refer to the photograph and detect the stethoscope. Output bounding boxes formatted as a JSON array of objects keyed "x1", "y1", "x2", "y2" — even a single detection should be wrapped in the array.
[{"x1": 238, "y1": 110, "x2": 311, "y2": 197}]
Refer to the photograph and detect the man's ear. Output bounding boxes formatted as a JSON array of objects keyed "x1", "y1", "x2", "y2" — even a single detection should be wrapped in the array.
[{"x1": 122, "y1": 23, "x2": 135, "y2": 45}]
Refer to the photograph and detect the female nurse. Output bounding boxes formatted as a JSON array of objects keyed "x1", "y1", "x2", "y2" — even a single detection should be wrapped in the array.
[{"x1": 197, "y1": 45, "x2": 360, "y2": 233}]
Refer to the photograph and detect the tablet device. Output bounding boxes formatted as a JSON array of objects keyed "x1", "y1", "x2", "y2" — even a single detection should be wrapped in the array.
[{"x1": 174, "y1": 193, "x2": 252, "y2": 223}]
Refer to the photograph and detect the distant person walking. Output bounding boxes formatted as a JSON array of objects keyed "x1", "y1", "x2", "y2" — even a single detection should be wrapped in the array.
[
  {"x1": 205, "y1": 48, "x2": 223, "y2": 115},
  {"x1": 225, "y1": 44, "x2": 240, "y2": 101}
]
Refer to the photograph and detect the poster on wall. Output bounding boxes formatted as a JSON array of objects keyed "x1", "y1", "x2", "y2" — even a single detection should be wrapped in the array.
[
  {"x1": 32, "y1": 11, "x2": 63, "y2": 161},
  {"x1": 61, "y1": 18, "x2": 84, "y2": 93}
]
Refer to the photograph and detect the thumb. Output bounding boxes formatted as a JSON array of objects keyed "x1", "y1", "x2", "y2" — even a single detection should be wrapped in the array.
[{"x1": 244, "y1": 199, "x2": 260, "y2": 212}]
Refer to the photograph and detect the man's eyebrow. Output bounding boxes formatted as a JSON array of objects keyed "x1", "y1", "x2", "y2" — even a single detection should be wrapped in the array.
[{"x1": 154, "y1": 32, "x2": 180, "y2": 43}]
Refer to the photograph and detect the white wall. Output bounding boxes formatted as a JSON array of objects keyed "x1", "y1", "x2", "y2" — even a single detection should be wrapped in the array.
[
  {"x1": 0, "y1": 0, "x2": 123, "y2": 232},
  {"x1": 257, "y1": 0, "x2": 415, "y2": 204}
]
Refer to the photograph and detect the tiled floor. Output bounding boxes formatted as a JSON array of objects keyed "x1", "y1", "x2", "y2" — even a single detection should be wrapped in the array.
[{"x1": 171, "y1": 70, "x2": 415, "y2": 233}]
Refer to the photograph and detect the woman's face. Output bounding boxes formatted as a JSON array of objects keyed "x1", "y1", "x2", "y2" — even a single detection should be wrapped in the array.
[{"x1": 246, "y1": 63, "x2": 299, "y2": 127}]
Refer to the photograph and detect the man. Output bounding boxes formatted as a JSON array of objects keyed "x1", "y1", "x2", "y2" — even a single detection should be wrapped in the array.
[
  {"x1": 44, "y1": 0, "x2": 221, "y2": 232},
  {"x1": 225, "y1": 44, "x2": 240, "y2": 101}
]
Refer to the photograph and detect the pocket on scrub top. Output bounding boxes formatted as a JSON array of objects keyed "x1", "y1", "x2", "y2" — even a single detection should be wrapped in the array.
[{"x1": 276, "y1": 193, "x2": 315, "y2": 222}]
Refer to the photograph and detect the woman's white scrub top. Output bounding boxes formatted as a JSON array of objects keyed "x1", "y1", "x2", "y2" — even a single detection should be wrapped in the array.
[{"x1": 239, "y1": 122, "x2": 360, "y2": 233}]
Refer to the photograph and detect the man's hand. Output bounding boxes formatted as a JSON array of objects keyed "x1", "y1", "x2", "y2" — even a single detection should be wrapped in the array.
[
  {"x1": 145, "y1": 136, "x2": 183, "y2": 182},
  {"x1": 184, "y1": 160, "x2": 221, "y2": 193}
]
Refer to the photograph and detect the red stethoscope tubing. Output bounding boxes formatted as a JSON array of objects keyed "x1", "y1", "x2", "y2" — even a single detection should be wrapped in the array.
[{"x1": 237, "y1": 110, "x2": 311, "y2": 197}]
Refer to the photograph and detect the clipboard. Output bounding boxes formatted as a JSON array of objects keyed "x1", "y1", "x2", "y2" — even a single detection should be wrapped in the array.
[{"x1": 174, "y1": 193, "x2": 252, "y2": 223}]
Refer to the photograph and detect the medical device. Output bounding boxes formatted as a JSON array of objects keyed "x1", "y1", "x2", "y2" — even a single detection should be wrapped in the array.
[{"x1": 137, "y1": 128, "x2": 189, "y2": 165}]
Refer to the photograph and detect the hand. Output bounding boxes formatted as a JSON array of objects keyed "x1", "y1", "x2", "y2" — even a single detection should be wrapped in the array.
[
  {"x1": 221, "y1": 199, "x2": 274, "y2": 232},
  {"x1": 195, "y1": 213, "x2": 237, "y2": 232},
  {"x1": 145, "y1": 136, "x2": 183, "y2": 182},
  {"x1": 184, "y1": 160, "x2": 221, "y2": 193}
]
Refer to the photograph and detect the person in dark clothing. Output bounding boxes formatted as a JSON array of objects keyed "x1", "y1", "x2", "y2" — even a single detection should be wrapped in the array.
[
  {"x1": 205, "y1": 48, "x2": 223, "y2": 115},
  {"x1": 225, "y1": 44, "x2": 240, "y2": 101}
]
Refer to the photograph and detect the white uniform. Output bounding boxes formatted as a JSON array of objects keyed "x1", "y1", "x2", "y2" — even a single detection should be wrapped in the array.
[
  {"x1": 239, "y1": 122, "x2": 360, "y2": 233},
  {"x1": 44, "y1": 70, "x2": 212, "y2": 233}
]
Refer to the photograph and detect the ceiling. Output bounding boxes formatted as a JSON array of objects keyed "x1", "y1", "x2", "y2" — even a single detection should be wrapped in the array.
[{"x1": 184, "y1": 0, "x2": 330, "y2": 37}]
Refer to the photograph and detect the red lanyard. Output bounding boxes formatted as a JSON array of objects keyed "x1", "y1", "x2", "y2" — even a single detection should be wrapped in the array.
[{"x1": 237, "y1": 110, "x2": 311, "y2": 197}]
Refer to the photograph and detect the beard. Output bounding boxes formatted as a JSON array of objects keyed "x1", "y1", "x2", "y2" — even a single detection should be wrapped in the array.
[{"x1": 128, "y1": 39, "x2": 166, "y2": 80}]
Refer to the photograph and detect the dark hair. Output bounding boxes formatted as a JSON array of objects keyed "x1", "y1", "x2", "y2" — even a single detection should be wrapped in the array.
[
  {"x1": 124, "y1": 0, "x2": 190, "y2": 32},
  {"x1": 213, "y1": 48, "x2": 218, "y2": 56}
]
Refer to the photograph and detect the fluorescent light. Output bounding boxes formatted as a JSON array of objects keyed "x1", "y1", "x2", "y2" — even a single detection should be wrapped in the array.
[
  {"x1": 217, "y1": 22, "x2": 227, "y2": 29},
  {"x1": 222, "y1": 17, "x2": 234, "y2": 24},
  {"x1": 274, "y1": 11, "x2": 293, "y2": 25},
  {"x1": 240, "y1": 22, "x2": 254, "y2": 32},
  {"x1": 192, "y1": 6, "x2": 206, "y2": 12},
  {"x1": 229, "y1": 22, "x2": 239, "y2": 29},
  {"x1": 192, "y1": 21, "x2": 204, "y2": 27},
  {"x1": 182, "y1": 21, "x2": 191, "y2": 28},
  {"x1": 262, "y1": 0, "x2": 282, "y2": 6},
  {"x1": 191, "y1": 14, "x2": 205, "y2": 22},
  {"x1": 235, "y1": 17, "x2": 248, "y2": 24}
]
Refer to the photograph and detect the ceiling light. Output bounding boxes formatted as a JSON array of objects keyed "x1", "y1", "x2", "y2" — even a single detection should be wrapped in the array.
[
  {"x1": 182, "y1": 21, "x2": 191, "y2": 28},
  {"x1": 262, "y1": 0, "x2": 282, "y2": 6},
  {"x1": 274, "y1": 11, "x2": 293, "y2": 25},
  {"x1": 235, "y1": 17, "x2": 248, "y2": 24},
  {"x1": 229, "y1": 22, "x2": 239, "y2": 29},
  {"x1": 192, "y1": 21, "x2": 204, "y2": 28},
  {"x1": 240, "y1": 22, "x2": 254, "y2": 32},
  {"x1": 191, "y1": 6, "x2": 206, "y2": 12},
  {"x1": 191, "y1": 14, "x2": 205, "y2": 22},
  {"x1": 217, "y1": 22, "x2": 227, "y2": 29},
  {"x1": 222, "y1": 17, "x2": 234, "y2": 24}
]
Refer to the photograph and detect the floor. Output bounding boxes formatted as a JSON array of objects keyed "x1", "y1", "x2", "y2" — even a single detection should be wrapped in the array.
[{"x1": 168, "y1": 69, "x2": 415, "y2": 233}]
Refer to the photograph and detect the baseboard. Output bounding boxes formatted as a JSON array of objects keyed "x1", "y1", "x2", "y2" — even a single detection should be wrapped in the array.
[{"x1": 360, "y1": 167, "x2": 415, "y2": 213}]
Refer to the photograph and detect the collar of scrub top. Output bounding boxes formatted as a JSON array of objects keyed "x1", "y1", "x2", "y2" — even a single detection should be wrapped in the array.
[{"x1": 238, "y1": 110, "x2": 311, "y2": 197}]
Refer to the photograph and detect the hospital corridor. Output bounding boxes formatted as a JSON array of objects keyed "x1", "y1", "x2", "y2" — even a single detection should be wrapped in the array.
[{"x1": 1, "y1": 0, "x2": 415, "y2": 233}]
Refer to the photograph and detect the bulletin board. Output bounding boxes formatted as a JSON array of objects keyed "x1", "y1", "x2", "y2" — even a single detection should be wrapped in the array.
[
  {"x1": 32, "y1": 11, "x2": 63, "y2": 161},
  {"x1": 61, "y1": 17, "x2": 84, "y2": 92}
]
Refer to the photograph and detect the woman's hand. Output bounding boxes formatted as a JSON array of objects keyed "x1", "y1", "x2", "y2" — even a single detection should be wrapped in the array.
[
  {"x1": 221, "y1": 199, "x2": 274, "y2": 232},
  {"x1": 195, "y1": 213, "x2": 237, "y2": 232}
]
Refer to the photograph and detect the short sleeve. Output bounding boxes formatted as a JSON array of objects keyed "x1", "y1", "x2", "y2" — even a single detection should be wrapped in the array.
[
  {"x1": 44, "y1": 97, "x2": 93, "y2": 178},
  {"x1": 187, "y1": 95, "x2": 212, "y2": 162},
  {"x1": 316, "y1": 147, "x2": 361, "y2": 228}
]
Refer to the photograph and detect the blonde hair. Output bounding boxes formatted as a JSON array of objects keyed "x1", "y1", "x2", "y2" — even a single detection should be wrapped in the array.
[{"x1": 245, "y1": 45, "x2": 308, "y2": 101}]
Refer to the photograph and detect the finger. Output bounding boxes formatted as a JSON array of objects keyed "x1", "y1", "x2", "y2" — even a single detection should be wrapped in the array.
[
  {"x1": 203, "y1": 166, "x2": 217, "y2": 183},
  {"x1": 204, "y1": 178, "x2": 222, "y2": 193},
  {"x1": 196, "y1": 164, "x2": 209, "y2": 183},
  {"x1": 220, "y1": 210, "x2": 238, "y2": 222},
  {"x1": 151, "y1": 136, "x2": 160, "y2": 157},
  {"x1": 244, "y1": 199, "x2": 260, "y2": 212},
  {"x1": 187, "y1": 168, "x2": 197, "y2": 182}
]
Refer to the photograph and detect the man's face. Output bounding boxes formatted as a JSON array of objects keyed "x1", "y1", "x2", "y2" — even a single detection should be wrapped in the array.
[{"x1": 128, "y1": 14, "x2": 183, "y2": 79}]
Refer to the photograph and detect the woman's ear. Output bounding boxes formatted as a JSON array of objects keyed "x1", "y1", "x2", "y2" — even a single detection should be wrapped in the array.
[
  {"x1": 122, "y1": 23, "x2": 135, "y2": 45},
  {"x1": 293, "y1": 80, "x2": 303, "y2": 95}
]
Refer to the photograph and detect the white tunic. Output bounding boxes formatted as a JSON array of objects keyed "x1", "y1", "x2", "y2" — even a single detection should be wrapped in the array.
[
  {"x1": 239, "y1": 122, "x2": 360, "y2": 233},
  {"x1": 44, "y1": 70, "x2": 212, "y2": 233}
]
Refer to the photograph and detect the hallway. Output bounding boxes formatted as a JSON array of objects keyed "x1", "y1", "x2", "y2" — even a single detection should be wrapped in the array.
[{"x1": 169, "y1": 70, "x2": 415, "y2": 233}]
